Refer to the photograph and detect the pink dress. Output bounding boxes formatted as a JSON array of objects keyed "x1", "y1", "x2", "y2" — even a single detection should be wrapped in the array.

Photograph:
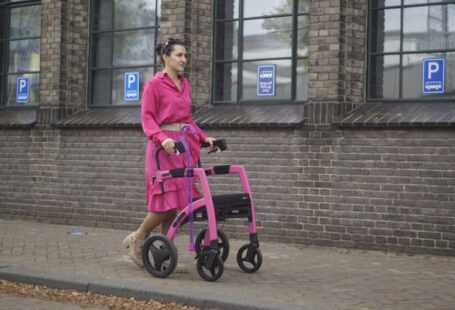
[{"x1": 141, "y1": 72, "x2": 208, "y2": 213}]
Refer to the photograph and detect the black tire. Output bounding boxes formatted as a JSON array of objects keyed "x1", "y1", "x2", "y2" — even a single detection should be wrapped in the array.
[
  {"x1": 196, "y1": 250, "x2": 224, "y2": 281},
  {"x1": 195, "y1": 228, "x2": 230, "y2": 262},
  {"x1": 236, "y1": 244, "x2": 262, "y2": 273},
  {"x1": 142, "y1": 234, "x2": 178, "y2": 278}
]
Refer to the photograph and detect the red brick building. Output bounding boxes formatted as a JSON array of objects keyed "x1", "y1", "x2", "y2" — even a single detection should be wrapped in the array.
[{"x1": 1, "y1": 0, "x2": 454, "y2": 255}]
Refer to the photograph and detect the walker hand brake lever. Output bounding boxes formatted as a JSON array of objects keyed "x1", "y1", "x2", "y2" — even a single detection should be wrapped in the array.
[{"x1": 174, "y1": 141, "x2": 186, "y2": 155}]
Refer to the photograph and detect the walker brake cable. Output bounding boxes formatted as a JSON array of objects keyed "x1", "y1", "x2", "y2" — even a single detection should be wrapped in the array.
[{"x1": 179, "y1": 124, "x2": 197, "y2": 252}]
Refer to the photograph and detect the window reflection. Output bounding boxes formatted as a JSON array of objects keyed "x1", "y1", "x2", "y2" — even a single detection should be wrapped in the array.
[
  {"x1": 214, "y1": 62, "x2": 238, "y2": 102},
  {"x1": 3, "y1": 3, "x2": 41, "y2": 107},
  {"x1": 90, "y1": 0, "x2": 161, "y2": 106},
  {"x1": 114, "y1": 0, "x2": 157, "y2": 29},
  {"x1": 215, "y1": 21, "x2": 238, "y2": 61},
  {"x1": 8, "y1": 39, "x2": 41, "y2": 73},
  {"x1": 9, "y1": 6, "x2": 41, "y2": 38},
  {"x1": 243, "y1": 17, "x2": 292, "y2": 60},
  {"x1": 113, "y1": 30, "x2": 155, "y2": 67},
  {"x1": 371, "y1": 8, "x2": 401, "y2": 53},
  {"x1": 369, "y1": 3, "x2": 455, "y2": 100},
  {"x1": 214, "y1": 0, "x2": 309, "y2": 104},
  {"x1": 244, "y1": 0, "x2": 291, "y2": 18},
  {"x1": 369, "y1": 55, "x2": 400, "y2": 99},
  {"x1": 403, "y1": 5, "x2": 455, "y2": 51}
]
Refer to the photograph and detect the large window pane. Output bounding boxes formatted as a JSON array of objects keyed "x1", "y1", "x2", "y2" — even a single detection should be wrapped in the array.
[
  {"x1": 0, "y1": 8, "x2": 5, "y2": 39},
  {"x1": 372, "y1": 0, "x2": 401, "y2": 8},
  {"x1": 402, "y1": 52, "x2": 455, "y2": 98},
  {"x1": 8, "y1": 39, "x2": 40, "y2": 73},
  {"x1": 111, "y1": 67, "x2": 155, "y2": 105},
  {"x1": 369, "y1": 55, "x2": 400, "y2": 99},
  {"x1": 113, "y1": 30, "x2": 155, "y2": 67},
  {"x1": 244, "y1": 0, "x2": 292, "y2": 18},
  {"x1": 213, "y1": 0, "x2": 308, "y2": 104},
  {"x1": 298, "y1": 0, "x2": 311, "y2": 13},
  {"x1": 6, "y1": 73, "x2": 39, "y2": 106},
  {"x1": 403, "y1": 5, "x2": 455, "y2": 51},
  {"x1": 216, "y1": 0, "x2": 239, "y2": 20},
  {"x1": 93, "y1": 0, "x2": 113, "y2": 31},
  {"x1": 91, "y1": 70, "x2": 111, "y2": 106},
  {"x1": 404, "y1": 0, "x2": 452, "y2": 5},
  {"x1": 242, "y1": 59, "x2": 291, "y2": 101},
  {"x1": 215, "y1": 21, "x2": 238, "y2": 61},
  {"x1": 296, "y1": 58, "x2": 308, "y2": 101},
  {"x1": 92, "y1": 33, "x2": 112, "y2": 68},
  {"x1": 9, "y1": 6, "x2": 41, "y2": 38},
  {"x1": 371, "y1": 8, "x2": 401, "y2": 53},
  {"x1": 243, "y1": 17, "x2": 292, "y2": 60},
  {"x1": 114, "y1": 0, "x2": 157, "y2": 30},
  {"x1": 214, "y1": 62, "x2": 238, "y2": 102},
  {"x1": 297, "y1": 15, "x2": 309, "y2": 57},
  {"x1": 89, "y1": 0, "x2": 161, "y2": 106}
]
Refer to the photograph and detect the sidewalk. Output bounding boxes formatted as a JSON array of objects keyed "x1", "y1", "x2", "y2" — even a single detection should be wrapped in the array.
[{"x1": 0, "y1": 219, "x2": 454, "y2": 310}]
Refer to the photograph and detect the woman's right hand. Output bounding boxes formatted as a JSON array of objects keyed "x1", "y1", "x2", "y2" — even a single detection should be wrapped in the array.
[{"x1": 161, "y1": 138, "x2": 175, "y2": 154}]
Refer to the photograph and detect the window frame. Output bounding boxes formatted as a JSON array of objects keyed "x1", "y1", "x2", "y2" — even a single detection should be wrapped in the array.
[
  {"x1": 211, "y1": 0, "x2": 309, "y2": 105},
  {"x1": 0, "y1": 0, "x2": 41, "y2": 109},
  {"x1": 367, "y1": 0, "x2": 455, "y2": 102},
  {"x1": 87, "y1": 0, "x2": 161, "y2": 107}
]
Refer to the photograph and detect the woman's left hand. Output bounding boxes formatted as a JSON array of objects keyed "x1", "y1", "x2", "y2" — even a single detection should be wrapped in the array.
[{"x1": 204, "y1": 137, "x2": 216, "y2": 147}]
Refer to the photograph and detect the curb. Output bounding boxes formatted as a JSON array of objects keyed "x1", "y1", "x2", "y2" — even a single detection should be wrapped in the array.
[{"x1": 0, "y1": 267, "x2": 308, "y2": 310}]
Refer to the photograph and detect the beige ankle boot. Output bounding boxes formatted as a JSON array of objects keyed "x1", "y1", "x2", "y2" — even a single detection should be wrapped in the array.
[{"x1": 123, "y1": 231, "x2": 146, "y2": 268}]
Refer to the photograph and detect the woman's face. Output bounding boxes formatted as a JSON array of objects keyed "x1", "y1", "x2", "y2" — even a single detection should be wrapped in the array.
[{"x1": 163, "y1": 44, "x2": 187, "y2": 75}]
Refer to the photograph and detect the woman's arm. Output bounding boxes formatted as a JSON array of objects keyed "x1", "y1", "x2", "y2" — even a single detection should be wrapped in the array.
[{"x1": 141, "y1": 81, "x2": 168, "y2": 144}]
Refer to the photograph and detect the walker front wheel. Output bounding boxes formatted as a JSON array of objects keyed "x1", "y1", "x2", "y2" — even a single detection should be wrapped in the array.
[
  {"x1": 237, "y1": 244, "x2": 262, "y2": 273},
  {"x1": 196, "y1": 250, "x2": 224, "y2": 281},
  {"x1": 142, "y1": 234, "x2": 178, "y2": 278},
  {"x1": 195, "y1": 228, "x2": 230, "y2": 262}
]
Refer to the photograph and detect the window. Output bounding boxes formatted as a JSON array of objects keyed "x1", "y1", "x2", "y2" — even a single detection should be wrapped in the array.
[
  {"x1": 213, "y1": 0, "x2": 310, "y2": 104},
  {"x1": 368, "y1": 0, "x2": 455, "y2": 100},
  {"x1": 89, "y1": 0, "x2": 161, "y2": 106},
  {"x1": 0, "y1": 0, "x2": 41, "y2": 107}
]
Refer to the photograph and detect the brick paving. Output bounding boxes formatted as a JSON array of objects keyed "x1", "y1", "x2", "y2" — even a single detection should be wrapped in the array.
[{"x1": 0, "y1": 219, "x2": 455, "y2": 310}]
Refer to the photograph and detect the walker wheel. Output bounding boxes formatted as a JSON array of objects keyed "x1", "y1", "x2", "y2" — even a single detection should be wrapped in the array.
[
  {"x1": 142, "y1": 234, "x2": 178, "y2": 278},
  {"x1": 195, "y1": 228, "x2": 230, "y2": 262},
  {"x1": 237, "y1": 244, "x2": 262, "y2": 273},
  {"x1": 196, "y1": 250, "x2": 224, "y2": 282}
]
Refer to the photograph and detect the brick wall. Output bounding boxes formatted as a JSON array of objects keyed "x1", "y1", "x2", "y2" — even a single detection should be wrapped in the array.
[
  {"x1": 1, "y1": 127, "x2": 454, "y2": 256},
  {"x1": 160, "y1": 0, "x2": 212, "y2": 107},
  {"x1": 307, "y1": 0, "x2": 366, "y2": 124},
  {"x1": 39, "y1": 0, "x2": 88, "y2": 125}
]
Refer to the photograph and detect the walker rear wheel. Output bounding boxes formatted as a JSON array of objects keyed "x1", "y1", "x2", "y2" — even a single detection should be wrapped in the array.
[
  {"x1": 196, "y1": 250, "x2": 224, "y2": 281},
  {"x1": 195, "y1": 228, "x2": 230, "y2": 262},
  {"x1": 142, "y1": 234, "x2": 178, "y2": 278},
  {"x1": 237, "y1": 243, "x2": 262, "y2": 273}
]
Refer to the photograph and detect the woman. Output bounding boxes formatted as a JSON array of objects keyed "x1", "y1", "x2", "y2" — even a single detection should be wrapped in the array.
[{"x1": 123, "y1": 38, "x2": 215, "y2": 267}]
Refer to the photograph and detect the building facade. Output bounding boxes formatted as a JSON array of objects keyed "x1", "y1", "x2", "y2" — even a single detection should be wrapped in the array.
[{"x1": 1, "y1": 0, "x2": 454, "y2": 256}]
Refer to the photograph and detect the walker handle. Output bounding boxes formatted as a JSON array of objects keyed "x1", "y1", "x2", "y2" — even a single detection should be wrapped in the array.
[
  {"x1": 201, "y1": 139, "x2": 227, "y2": 152},
  {"x1": 174, "y1": 141, "x2": 186, "y2": 154}
]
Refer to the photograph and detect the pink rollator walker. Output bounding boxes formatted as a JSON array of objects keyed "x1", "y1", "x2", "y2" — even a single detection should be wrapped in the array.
[{"x1": 141, "y1": 126, "x2": 262, "y2": 281}]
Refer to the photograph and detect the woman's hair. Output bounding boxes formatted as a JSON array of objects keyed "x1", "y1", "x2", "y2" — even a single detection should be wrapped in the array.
[{"x1": 155, "y1": 38, "x2": 186, "y2": 64}]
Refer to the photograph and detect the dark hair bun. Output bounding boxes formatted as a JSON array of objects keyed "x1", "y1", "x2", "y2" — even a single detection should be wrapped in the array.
[{"x1": 155, "y1": 43, "x2": 164, "y2": 55}]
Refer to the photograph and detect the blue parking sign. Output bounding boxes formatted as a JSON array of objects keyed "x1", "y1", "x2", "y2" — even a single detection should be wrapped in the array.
[
  {"x1": 16, "y1": 77, "x2": 29, "y2": 103},
  {"x1": 257, "y1": 65, "x2": 276, "y2": 96},
  {"x1": 422, "y1": 58, "x2": 445, "y2": 94},
  {"x1": 124, "y1": 72, "x2": 140, "y2": 101}
]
